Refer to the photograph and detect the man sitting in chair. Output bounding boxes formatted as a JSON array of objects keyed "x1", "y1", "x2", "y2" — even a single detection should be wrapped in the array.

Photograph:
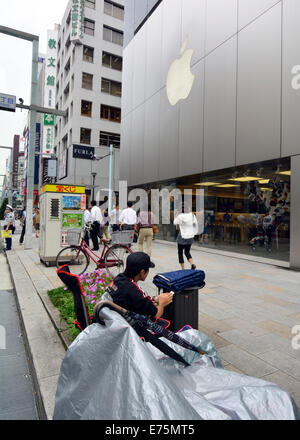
[{"x1": 108, "y1": 252, "x2": 173, "y2": 320}]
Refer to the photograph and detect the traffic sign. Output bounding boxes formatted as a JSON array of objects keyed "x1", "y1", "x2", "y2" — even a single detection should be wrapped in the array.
[{"x1": 0, "y1": 93, "x2": 16, "y2": 112}]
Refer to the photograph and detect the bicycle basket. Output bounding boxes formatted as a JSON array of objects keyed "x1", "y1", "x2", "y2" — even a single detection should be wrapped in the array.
[
  {"x1": 111, "y1": 230, "x2": 134, "y2": 244},
  {"x1": 67, "y1": 229, "x2": 81, "y2": 245}
]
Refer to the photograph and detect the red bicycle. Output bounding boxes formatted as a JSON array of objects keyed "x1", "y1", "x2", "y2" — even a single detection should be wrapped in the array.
[{"x1": 56, "y1": 225, "x2": 133, "y2": 276}]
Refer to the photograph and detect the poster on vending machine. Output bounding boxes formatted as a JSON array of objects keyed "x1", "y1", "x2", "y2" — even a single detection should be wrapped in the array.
[
  {"x1": 62, "y1": 213, "x2": 83, "y2": 229},
  {"x1": 62, "y1": 195, "x2": 81, "y2": 210}
]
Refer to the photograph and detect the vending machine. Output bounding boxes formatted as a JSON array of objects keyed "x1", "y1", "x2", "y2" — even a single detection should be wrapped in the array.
[{"x1": 39, "y1": 184, "x2": 86, "y2": 266}]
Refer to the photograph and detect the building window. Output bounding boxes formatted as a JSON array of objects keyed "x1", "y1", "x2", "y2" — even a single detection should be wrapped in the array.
[
  {"x1": 103, "y1": 25, "x2": 123, "y2": 46},
  {"x1": 104, "y1": 1, "x2": 124, "y2": 20},
  {"x1": 100, "y1": 105, "x2": 121, "y2": 123},
  {"x1": 81, "y1": 100, "x2": 92, "y2": 117},
  {"x1": 62, "y1": 134, "x2": 68, "y2": 151},
  {"x1": 64, "y1": 57, "x2": 71, "y2": 77},
  {"x1": 86, "y1": 0, "x2": 96, "y2": 9},
  {"x1": 84, "y1": 19, "x2": 95, "y2": 36},
  {"x1": 83, "y1": 45, "x2": 94, "y2": 63},
  {"x1": 101, "y1": 78, "x2": 122, "y2": 97},
  {"x1": 80, "y1": 128, "x2": 91, "y2": 144},
  {"x1": 102, "y1": 51, "x2": 122, "y2": 71},
  {"x1": 82, "y1": 72, "x2": 93, "y2": 90},
  {"x1": 100, "y1": 131, "x2": 120, "y2": 148}
]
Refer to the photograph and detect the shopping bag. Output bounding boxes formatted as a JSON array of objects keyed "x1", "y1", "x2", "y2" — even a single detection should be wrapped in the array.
[{"x1": 1, "y1": 230, "x2": 12, "y2": 238}]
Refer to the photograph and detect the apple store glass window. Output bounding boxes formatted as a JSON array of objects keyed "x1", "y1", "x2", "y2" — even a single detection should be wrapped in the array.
[{"x1": 136, "y1": 158, "x2": 290, "y2": 262}]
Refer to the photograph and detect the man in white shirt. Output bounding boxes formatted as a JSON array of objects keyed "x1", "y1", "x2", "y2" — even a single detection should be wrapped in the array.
[
  {"x1": 119, "y1": 201, "x2": 136, "y2": 229},
  {"x1": 110, "y1": 204, "x2": 122, "y2": 232},
  {"x1": 90, "y1": 200, "x2": 103, "y2": 251},
  {"x1": 119, "y1": 201, "x2": 137, "y2": 243}
]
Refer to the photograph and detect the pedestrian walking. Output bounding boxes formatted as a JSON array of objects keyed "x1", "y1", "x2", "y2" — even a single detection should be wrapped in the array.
[
  {"x1": 136, "y1": 203, "x2": 155, "y2": 257},
  {"x1": 33, "y1": 207, "x2": 40, "y2": 238},
  {"x1": 83, "y1": 206, "x2": 91, "y2": 247},
  {"x1": 3, "y1": 204, "x2": 15, "y2": 251},
  {"x1": 110, "y1": 203, "x2": 122, "y2": 232},
  {"x1": 174, "y1": 205, "x2": 198, "y2": 270},
  {"x1": 90, "y1": 201, "x2": 103, "y2": 251},
  {"x1": 19, "y1": 207, "x2": 26, "y2": 244},
  {"x1": 102, "y1": 208, "x2": 111, "y2": 240},
  {"x1": 119, "y1": 201, "x2": 137, "y2": 232}
]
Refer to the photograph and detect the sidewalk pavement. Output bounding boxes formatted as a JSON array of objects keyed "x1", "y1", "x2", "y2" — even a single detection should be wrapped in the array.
[{"x1": 3, "y1": 227, "x2": 300, "y2": 418}]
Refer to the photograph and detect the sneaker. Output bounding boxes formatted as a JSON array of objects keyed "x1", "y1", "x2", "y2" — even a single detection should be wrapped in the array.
[{"x1": 191, "y1": 264, "x2": 196, "y2": 270}]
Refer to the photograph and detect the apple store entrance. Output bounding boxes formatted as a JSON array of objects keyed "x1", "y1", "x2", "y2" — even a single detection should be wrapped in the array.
[{"x1": 138, "y1": 158, "x2": 290, "y2": 263}]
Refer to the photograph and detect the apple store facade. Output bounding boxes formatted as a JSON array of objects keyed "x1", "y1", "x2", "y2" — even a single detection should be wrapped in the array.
[{"x1": 120, "y1": 0, "x2": 300, "y2": 269}]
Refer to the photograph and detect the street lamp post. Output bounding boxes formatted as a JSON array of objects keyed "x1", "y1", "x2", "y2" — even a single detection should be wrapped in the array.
[{"x1": 91, "y1": 172, "x2": 97, "y2": 201}]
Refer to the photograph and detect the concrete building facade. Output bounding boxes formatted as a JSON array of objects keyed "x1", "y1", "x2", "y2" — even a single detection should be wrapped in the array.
[{"x1": 54, "y1": 0, "x2": 124, "y2": 202}]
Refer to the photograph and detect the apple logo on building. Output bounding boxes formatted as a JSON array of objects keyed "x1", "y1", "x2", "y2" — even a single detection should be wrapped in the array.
[{"x1": 166, "y1": 36, "x2": 195, "y2": 106}]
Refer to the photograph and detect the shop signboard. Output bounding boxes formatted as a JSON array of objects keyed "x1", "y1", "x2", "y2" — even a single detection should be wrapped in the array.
[
  {"x1": 73, "y1": 144, "x2": 94, "y2": 159},
  {"x1": 0, "y1": 93, "x2": 16, "y2": 112},
  {"x1": 71, "y1": 0, "x2": 86, "y2": 44},
  {"x1": 43, "y1": 29, "x2": 57, "y2": 155}
]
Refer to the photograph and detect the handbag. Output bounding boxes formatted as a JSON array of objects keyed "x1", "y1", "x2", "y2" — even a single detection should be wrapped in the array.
[
  {"x1": 152, "y1": 224, "x2": 159, "y2": 234},
  {"x1": 1, "y1": 230, "x2": 12, "y2": 238}
]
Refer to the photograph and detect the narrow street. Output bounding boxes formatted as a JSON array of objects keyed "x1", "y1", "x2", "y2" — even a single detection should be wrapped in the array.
[{"x1": 0, "y1": 252, "x2": 41, "y2": 420}]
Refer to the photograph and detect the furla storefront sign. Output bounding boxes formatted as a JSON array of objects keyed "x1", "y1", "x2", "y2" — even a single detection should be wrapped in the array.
[{"x1": 73, "y1": 144, "x2": 95, "y2": 159}]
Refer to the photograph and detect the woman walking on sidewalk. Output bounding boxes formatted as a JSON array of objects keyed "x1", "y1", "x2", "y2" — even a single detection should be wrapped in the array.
[
  {"x1": 3, "y1": 204, "x2": 15, "y2": 251},
  {"x1": 174, "y1": 204, "x2": 198, "y2": 270}
]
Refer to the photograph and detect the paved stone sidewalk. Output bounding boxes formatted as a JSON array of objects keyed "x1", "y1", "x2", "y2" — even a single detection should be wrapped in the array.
[{"x1": 4, "y1": 229, "x2": 300, "y2": 416}]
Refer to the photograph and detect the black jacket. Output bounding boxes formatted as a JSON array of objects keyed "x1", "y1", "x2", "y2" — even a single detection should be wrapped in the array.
[{"x1": 109, "y1": 273, "x2": 157, "y2": 318}]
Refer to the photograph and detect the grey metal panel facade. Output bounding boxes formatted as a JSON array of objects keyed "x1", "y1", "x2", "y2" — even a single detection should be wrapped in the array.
[
  {"x1": 205, "y1": 0, "x2": 238, "y2": 54},
  {"x1": 143, "y1": 92, "x2": 161, "y2": 183},
  {"x1": 236, "y1": 3, "x2": 281, "y2": 165},
  {"x1": 203, "y1": 36, "x2": 237, "y2": 172},
  {"x1": 145, "y1": 5, "x2": 163, "y2": 100},
  {"x1": 122, "y1": 0, "x2": 300, "y2": 186},
  {"x1": 282, "y1": 0, "x2": 300, "y2": 157},
  {"x1": 159, "y1": 87, "x2": 180, "y2": 181},
  {"x1": 132, "y1": 24, "x2": 147, "y2": 110},
  {"x1": 179, "y1": 60, "x2": 204, "y2": 177},
  {"x1": 182, "y1": 0, "x2": 206, "y2": 65},
  {"x1": 120, "y1": 113, "x2": 132, "y2": 184},
  {"x1": 238, "y1": 0, "x2": 280, "y2": 29},
  {"x1": 121, "y1": 40, "x2": 134, "y2": 118},
  {"x1": 130, "y1": 105, "x2": 145, "y2": 186},
  {"x1": 160, "y1": 0, "x2": 182, "y2": 89}
]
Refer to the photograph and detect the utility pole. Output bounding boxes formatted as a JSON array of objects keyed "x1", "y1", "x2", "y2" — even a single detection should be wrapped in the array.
[
  {"x1": 0, "y1": 26, "x2": 66, "y2": 249},
  {"x1": 108, "y1": 144, "x2": 114, "y2": 233}
]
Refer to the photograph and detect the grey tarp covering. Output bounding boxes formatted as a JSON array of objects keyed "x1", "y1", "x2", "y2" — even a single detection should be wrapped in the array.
[{"x1": 53, "y1": 305, "x2": 299, "y2": 420}]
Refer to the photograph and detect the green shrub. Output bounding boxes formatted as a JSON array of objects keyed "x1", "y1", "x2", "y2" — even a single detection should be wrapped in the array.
[{"x1": 48, "y1": 268, "x2": 113, "y2": 341}]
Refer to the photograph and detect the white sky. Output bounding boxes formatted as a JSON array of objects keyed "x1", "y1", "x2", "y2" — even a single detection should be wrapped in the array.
[{"x1": 0, "y1": 0, "x2": 69, "y2": 190}]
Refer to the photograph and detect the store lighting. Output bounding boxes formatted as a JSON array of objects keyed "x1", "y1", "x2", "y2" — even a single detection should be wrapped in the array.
[
  {"x1": 278, "y1": 171, "x2": 291, "y2": 175},
  {"x1": 258, "y1": 179, "x2": 270, "y2": 184},
  {"x1": 216, "y1": 184, "x2": 240, "y2": 188},
  {"x1": 260, "y1": 187, "x2": 273, "y2": 191},
  {"x1": 195, "y1": 182, "x2": 220, "y2": 186},
  {"x1": 229, "y1": 176, "x2": 262, "y2": 182}
]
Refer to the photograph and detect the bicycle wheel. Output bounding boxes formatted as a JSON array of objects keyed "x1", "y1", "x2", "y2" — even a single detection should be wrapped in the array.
[
  {"x1": 56, "y1": 246, "x2": 89, "y2": 276},
  {"x1": 104, "y1": 244, "x2": 133, "y2": 278}
]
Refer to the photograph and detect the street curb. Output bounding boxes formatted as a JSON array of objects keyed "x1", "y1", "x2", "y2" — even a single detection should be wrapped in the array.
[
  {"x1": 6, "y1": 253, "x2": 48, "y2": 420},
  {"x1": 6, "y1": 250, "x2": 67, "y2": 420}
]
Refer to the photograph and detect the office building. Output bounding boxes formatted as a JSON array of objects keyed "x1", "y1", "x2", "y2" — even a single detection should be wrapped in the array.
[{"x1": 54, "y1": 0, "x2": 124, "y2": 202}]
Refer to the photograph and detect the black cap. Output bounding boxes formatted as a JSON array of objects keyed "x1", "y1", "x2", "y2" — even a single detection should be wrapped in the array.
[{"x1": 125, "y1": 252, "x2": 155, "y2": 276}]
